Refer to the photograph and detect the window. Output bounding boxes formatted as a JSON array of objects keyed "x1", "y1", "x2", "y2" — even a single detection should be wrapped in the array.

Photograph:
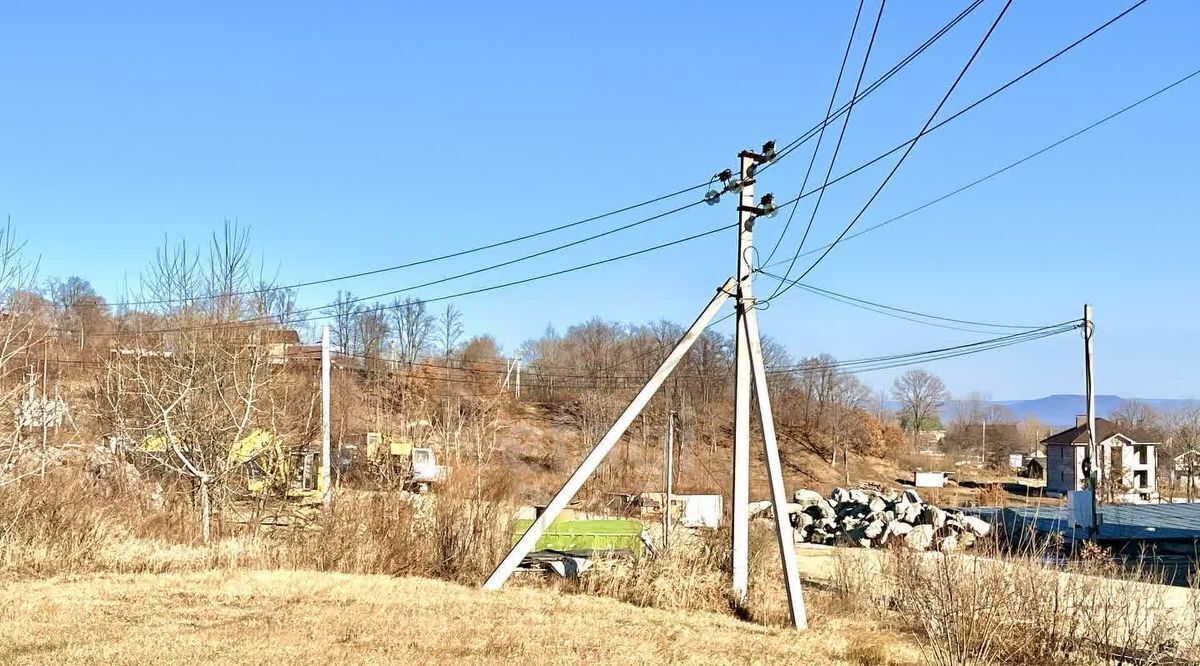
[
  {"x1": 1134, "y1": 445, "x2": 1149, "y2": 465},
  {"x1": 1134, "y1": 469, "x2": 1149, "y2": 490}
]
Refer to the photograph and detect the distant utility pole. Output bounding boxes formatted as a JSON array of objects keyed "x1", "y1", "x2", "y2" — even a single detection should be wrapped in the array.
[
  {"x1": 981, "y1": 416, "x2": 987, "y2": 467},
  {"x1": 321, "y1": 325, "x2": 332, "y2": 511},
  {"x1": 501, "y1": 356, "x2": 523, "y2": 400},
  {"x1": 484, "y1": 141, "x2": 807, "y2": 631},
  {"x1": 1083, "y1": 304, "x2": 1098, "y2": 535},
  {"x1": 40, "y1": 344, "x2": 48, "y2": 479},
  {"x1": 663, "y1": 409, "x2": 676, "y2": 548}
]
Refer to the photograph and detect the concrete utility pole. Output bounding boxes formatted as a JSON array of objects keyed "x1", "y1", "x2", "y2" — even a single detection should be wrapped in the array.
[
  {"x1": 981, "y1": 416, "x2": 987, "y2": 467},
  {"x1": 321, "y1": 325, "x2": 332, "y2": 511},
  {"x1": 484, "y1": 141, "x2": 807, "y2": 631},
  {"x1": 1083, "y1": 304, "x2": 1098, "y2": 535},
  {"x1": 664, "y1": 409, "x2": 676, "y2": 548},
  {"x1": 502, "y1": 356, "x2": 523, "y2": 399},
  {"x1": 731, "y1": 151, "x2": 755, "y2": 603},
  {"x1": 40, "y1": 344, "x2": 48, "y2": 479},
  {"x1": 730, "y1": 142, "x2": 806, "y2": 628}
]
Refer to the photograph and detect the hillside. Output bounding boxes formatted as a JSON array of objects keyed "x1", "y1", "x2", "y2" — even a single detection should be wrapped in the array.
[
  {"x1": 489, "y1": 401, "x2": 914, "y2": 504},
  {"x1": 0, "y1": 570, "x2": 920, "y2": 665}
]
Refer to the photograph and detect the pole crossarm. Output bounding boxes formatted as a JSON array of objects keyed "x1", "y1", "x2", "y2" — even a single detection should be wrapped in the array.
[{"x1": 482, "y1": 277, "x2": 737, "y2": 590}]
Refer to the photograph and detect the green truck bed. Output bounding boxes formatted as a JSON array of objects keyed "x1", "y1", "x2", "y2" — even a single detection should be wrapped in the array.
[{"x1": 511, "y1": 518, "x2": 644, "y2": 557}]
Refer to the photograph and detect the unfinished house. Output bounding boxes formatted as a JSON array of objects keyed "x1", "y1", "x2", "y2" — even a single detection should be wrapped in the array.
[
  {"x1": 1043, "y1": 416, "x2": 1157, "y2": 502},
  {"x1": 1170, "y1": 450, "x2": 1200, "y2": 489}
]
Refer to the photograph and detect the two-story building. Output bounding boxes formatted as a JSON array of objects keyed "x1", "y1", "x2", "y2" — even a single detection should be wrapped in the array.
[{"x1": 1043, "y1": 416, "x2": 1157, "y2": 503}]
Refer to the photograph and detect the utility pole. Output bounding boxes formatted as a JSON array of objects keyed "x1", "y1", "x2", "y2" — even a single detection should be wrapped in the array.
[
  {"x1": 729, "y1": 142, "x2": 805, "y2": 627},
  {"x1": 502, "y1": 357, "x2": 514, "y2": 391},
  {"x1": 731, "y1": 151, "x2": 755, "y2": 604},
  {"x1": 981, "y1": 416, "x2": 987, "y2": 467},
  {"x1": 664, "y1": 409, "x2": 676, "y2": 549},
  {"x1": 515, "y1": 355, "x2": 521, "y2": 400},
  {"x1": 321, "y1": 325, "x2": 332, "y2": 511},
  {"x1": 485, "y1": 141, "x2": 807, "y2": 631},
  {"x1": 40, "y1": 343, "x2": 48, "y2": 479},
  {"x1": 1083, "y1": 304, "x2": 1098, "y2": 535}
]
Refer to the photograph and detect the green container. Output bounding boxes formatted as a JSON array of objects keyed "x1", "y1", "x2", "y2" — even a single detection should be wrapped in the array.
[{"x1": 511, "y1": 518, "x2": 644, "y2": 557}]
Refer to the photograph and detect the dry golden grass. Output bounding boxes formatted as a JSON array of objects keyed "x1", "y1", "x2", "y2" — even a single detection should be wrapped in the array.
[{"x1": 0, "y1": 569, "x2": 915, "y2": 665}]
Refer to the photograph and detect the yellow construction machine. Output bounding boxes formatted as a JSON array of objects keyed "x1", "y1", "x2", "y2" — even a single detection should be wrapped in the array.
[
  {"x1": 365, "y1": 432, "x2": 447, "y2": 492},
  {"x1": 138, "y1": 430, "x2": 327, "y2": 498}
]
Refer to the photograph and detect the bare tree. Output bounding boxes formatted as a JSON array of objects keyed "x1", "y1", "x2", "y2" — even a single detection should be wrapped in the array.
[
  {"x1": 1112, "y1": 399, "x2": 1164, "y2": 436},
  {"x1": 951, "y1": 390, "x2": 989, "y2": 430},
  {"x1": 891, "y1": 368, "x2": 949, "y2": 448},
  {"x1": 325, "y1": 291, "x2": 358, "y2": 354},
  {"x1": 0, "y1": 222, "x2": 49, "y2": 488},
  {"x1": 99, "y1": 223, "x2": 315, "y2": 541},
  {"x1": 436, "y1": 304, "x2": 464, "y2": 361},
  {"x1": 354, "y1": 304, "x2": 390, "y2": 367},
  {"x1": 390, "y1": 296, "x2": 433, "y2": 365},
  {"x1": 252, "y1": 283, "x2": 303, "y2": 329},
  {"x1": 45, "y1": 275, "x2": 108, "y2": 349}
]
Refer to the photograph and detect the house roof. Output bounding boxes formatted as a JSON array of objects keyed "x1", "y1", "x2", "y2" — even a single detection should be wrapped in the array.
[
  {"x1": 1041, "y1": 417, "x2": 1119, "y2": 445},
  {"x1": 1040, "y1": 417, "x2": 1158, "y2": 446}
]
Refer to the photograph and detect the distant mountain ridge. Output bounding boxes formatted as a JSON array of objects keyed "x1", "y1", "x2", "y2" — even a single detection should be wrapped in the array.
[
  {"x1": 882, "y1": 395, "x2": 1198, "y2": 430},
  {"x1": 945, "y1": 395, "x2": 1198, "y2": 429}
]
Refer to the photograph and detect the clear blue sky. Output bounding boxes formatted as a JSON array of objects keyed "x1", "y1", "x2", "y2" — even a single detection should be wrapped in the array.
[{"x1": 2, "y1": 1, "x2": 1197, "y2": 400}]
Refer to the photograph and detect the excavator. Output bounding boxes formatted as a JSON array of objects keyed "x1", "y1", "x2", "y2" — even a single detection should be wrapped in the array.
[
  {"x1": 364, "y1": 431, "x2": 447, "y2": 492},
  {"x1": 138, "y1": 429, "x2": 327, "y2": 499}
]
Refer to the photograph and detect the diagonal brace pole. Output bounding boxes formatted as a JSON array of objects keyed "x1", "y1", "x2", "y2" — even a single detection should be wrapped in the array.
[
  {"x1": 483, "y1": 278, "x2": 737, "y2": 590},
  {"x1": 742, "y1": 285, "x2": 808, "y2": 630}
]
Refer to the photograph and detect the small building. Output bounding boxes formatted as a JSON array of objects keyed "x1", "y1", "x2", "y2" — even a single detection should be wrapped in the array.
[
  {"x1": 914, "y1": 470, "x2": 951, "y2": 488},
  {"x1": 1019, "y1": 454, "x2": 1045, "y2": 480},
  {"x1": 1042, "y1": 417, "x2": 1156, "y2": 502},
  {"x1": 1170, "y1": 450, "x2": 1200, "y2": 488}
]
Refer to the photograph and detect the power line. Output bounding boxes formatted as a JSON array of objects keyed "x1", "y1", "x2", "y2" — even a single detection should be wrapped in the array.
[
  {"x1": 756, "y1": 270, "x2": 1049, "y2": 332},
  {"x1": 766, "y1": 320, "x2": 1081, "y2": 376},
  {"x1": 108, "y1": 196, "x2": 708, "y2": 312},
  {"x1": 765, "y1": 0, "x2": 884, "y2": 300},
  {"x1": 761, "y1": 0, "x2": 866, "y2": 268},
  {"x1": 68, "y1": 39, "x2": 1191, "y2": 367},
  {"x1": 757, "y1": 65, "x2": 1200, "y2": 272},
  {"x1": 67, "y1": 2, "x2": 989, "y2": 323},
  {"x1": 93, "y1": 0, "x2": 984, "y2": 314},
  {"x1": 104, "y1": 182, "x2": 715, "y2": 309},
  {"x1": 50, "y1": 1, "x2": 1164, "y2": 352},
  {"x1": 765, "y1": 0, "x2": 987, "y2": 169},
  {"x1": 759, "y1": 0, "x2": 1154, "y2": 258},
  {"x1": 70, "y1": 221, "x2": 737, "y2": 336},
  {"x1": 771, "y1": 0, "x2": 1014, "y2": 301}
]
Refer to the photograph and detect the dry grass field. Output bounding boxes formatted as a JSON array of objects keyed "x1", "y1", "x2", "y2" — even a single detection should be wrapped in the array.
[{"x1": 0, "y1": 569, "x2": 919, "y2": 665}]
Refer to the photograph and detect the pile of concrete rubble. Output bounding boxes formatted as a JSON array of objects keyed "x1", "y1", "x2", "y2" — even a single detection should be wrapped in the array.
[{"x1": 750, "y1": 487, "x2": 992, "y2": 552}]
